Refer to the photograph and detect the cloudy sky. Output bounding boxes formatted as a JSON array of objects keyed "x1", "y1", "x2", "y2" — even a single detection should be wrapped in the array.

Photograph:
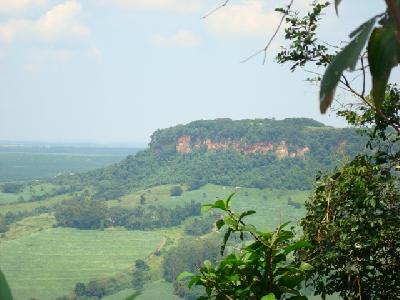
[{"x1": 0, "y1": 0, "x2": 390, "y2": 145}]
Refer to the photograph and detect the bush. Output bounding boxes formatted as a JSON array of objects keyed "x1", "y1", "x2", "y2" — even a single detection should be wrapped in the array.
[{"x1": 170, "y1": 186, "x2": 183, "y2": 197}]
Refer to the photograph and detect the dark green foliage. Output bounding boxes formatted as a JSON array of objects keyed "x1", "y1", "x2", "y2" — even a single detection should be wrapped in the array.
[
  {"x1": 1, "y1": 182, "x2": 24, "y2": 193},
  {"x1": 74, "y1": 283, "x2": 87, "y2": 297},
  {"x1": 0, "y1": 268, "x2": 13, "y2": 300},
  {"x1": 0, "y1": 216, "x2": 9, "y2": 233},
  {"x1": 134, "y1": 259, "x2": 149, "y2": 271},
  {"x1": 139, "y1": 194, "x2": 146, "y2": 205},
  {"x1": 54, "y1": 199, "x2": 108, "y2": 230},
  {"x1": 170, "y1": 186, "x2": 183, "y2": 197},
  {"x1": 184, "y1": 215, "x2": 217, "y2": 236},
  {"x1": 181, "y1": 195, "x2": 312, "y2": 300},
  {"x1": 163, "y1": 237, "x2": 221, "y2": 283},
  {"x1": 109, "y1": 200, "x2": 201, "y2": 230},
  {"x1": 302, "y1": 156, "x2": 400, "y2": 298}
]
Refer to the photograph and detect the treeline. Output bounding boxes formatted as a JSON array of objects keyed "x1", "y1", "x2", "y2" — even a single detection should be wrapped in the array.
[{"x1": 54, "y1": 199, "x2": 201, "y2": 230}]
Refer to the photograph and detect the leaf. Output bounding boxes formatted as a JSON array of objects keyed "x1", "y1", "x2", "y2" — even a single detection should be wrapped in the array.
[
  {"x1": 240, "y1": 210, "x2": 256, "y2": 219},
  {"x1": 216, "y1": 219, "x2": 225, "y2": 230},
  {"x1": 320, "y1": 16, "x2": 378, "y2": 113},
  {"x1": 213, "y1": 199, "x2": 227, "y2": 211},
  {"x1": 299, "y1": 262, "x2": 314, "y2": 271},
  {"x1": 261, "y1": 293, "x2": 277, "y2": 300},
  {"x1": 284, "y1": 240, "x2": 313, "y2": 254},
  {"x1": 201, "y1": 204, "x2": 213, "y2": 214},
  {"x1": 226, "y1": 193, "x2": 236, "y2": 209},
  {"x1": 177, "y1": 271, "x2": 195, "y2": 281},
  {"x1": 0, "y1": 269, "x2": 13, "y2": 300},
  {"x1": 367, "y1": 24, "x2": 400, "y2": 108},
  {"x1": 334, "y1": 0, "x2": 342, "y2": 15}
]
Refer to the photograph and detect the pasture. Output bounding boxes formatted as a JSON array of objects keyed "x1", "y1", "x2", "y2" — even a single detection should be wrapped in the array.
[{"x1": 0, "y1": 227, "x2": 167, "y2": 300}]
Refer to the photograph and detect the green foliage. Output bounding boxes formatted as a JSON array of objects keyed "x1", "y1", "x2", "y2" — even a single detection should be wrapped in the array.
[
  {"x1": 0, "y1": 268, "x2": 13, "y2": 300},
  {"x1": 163, "y1": 237, "x2": 221, "y2": 284},
  {"x1": 302, "y1": 156, "x2": 400, "y2": 298},
  {"x1": 1, "y1": 182, "x2": 24, "y2": 194},
  {"x1": 170, "y1": 186, "x2": 183, "y2": 197},
  {"x1": 184, "y1": 215, "x2": 217, "y2": 236},
  {"x1": 54, "y1": 199, "x2": 108, "y2": 230},
  {"x1": 182, "y1": 195, "x2": 312, "y2": 300}
]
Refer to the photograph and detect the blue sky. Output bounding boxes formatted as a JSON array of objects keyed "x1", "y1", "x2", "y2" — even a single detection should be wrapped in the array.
[{"x1": 0, "y1": 0, "x2": 391, "y2": 145}]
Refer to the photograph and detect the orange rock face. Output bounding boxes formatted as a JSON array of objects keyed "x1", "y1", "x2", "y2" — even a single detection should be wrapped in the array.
[
  {"x1": 176, "y1": 135, "x2": 192, "y2": 154},
  {"x1": 245, "y1": 142, "x2": 274, "y2": 154},
  {"x1": 175, "y1": 136, "x2": 311, "y2": 159},
  {"x1": 275, "y1": 141, "x2": 289, "y2": 159}
]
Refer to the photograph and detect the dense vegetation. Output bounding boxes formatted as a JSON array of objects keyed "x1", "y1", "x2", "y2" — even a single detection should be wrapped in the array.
[
  {"x1": 56, "y1": 118, "x2": 364, "y2": 199},
  {"x1": 54, "y1": 197, "x2": 202, "y2": 230}
]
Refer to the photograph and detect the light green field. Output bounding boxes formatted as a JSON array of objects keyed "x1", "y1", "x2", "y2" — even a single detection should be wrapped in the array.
[
  {"x1": 0, "y1": 193, "x2": 73, "y2": 214},
  {"x1": 109, "y1": 184, "x2": 309, "y2": 229},
  {"x1": 104, "y1": 281, "x2": 178, "y2": 300},
  {"x1": 0, "y1": 182, "x2": 57, "y2": 205},
  {"x1": 0, "y1": 227, "x2": 167, "y2": 300}
]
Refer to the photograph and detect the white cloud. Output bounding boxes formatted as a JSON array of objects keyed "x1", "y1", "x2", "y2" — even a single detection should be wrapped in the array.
[
  {"x1": 203, "y1": 0, "x2": 281, "y2": 37},
  {"x1": 0, "y1": 0, "x2": 89, "y2": 42},
  {"x1": 151, "y1": 30, "x2": 200, "y2": 47},
  {"x1": 93, "y1": 0, "x2": 202, "y2": 13},
  {"x1": 0, "y1": 0, "x2": 48, "y2": 14}
]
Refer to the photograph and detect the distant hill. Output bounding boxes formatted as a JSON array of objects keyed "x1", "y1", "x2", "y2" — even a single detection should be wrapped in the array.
[{"x1": 59, "y1": 118, "x2": 365, "y2": 198}]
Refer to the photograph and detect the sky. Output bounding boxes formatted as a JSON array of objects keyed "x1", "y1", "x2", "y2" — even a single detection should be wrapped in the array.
[{"x1": 0, "y1": 0, "x2": 393, "y2": 146}]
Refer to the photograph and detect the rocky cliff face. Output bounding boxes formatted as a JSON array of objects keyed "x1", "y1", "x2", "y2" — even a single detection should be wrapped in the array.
[{"x1": 175, "y1": 135, "x2": 310, "y2": 159}]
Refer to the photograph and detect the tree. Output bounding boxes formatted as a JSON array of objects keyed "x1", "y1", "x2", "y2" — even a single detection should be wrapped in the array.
[{"x1": 170, "y1": 185, "x2": 183, "y2": 196}]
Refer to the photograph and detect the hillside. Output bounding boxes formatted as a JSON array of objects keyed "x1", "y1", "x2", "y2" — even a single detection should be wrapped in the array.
[{"x1": 58, "y1": 118, "x2": 365, "y2": 199}]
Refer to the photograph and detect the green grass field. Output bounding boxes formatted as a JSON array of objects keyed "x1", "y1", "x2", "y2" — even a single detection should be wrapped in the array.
[
  {"x1": 109, "y1": 184, "x2": 309, "y2": 229},
  {"x1": 104, "y1": 281, "x2": 178, "y2": 300},
  {"x1": 0, "y1": 227, "x2": 167, "y2": 300}
]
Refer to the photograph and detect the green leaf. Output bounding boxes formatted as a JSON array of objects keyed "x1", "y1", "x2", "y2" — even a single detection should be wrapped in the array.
[
  {"x1": 216, "y1": 219, "x2": 225, "y2": 230},
  {"x1": 177, "y1": 271, "x2": 195, "y2": 282},
  {"x1": 0, "y1": 269, "x2": 13, "y2": 300},
  {"x1": 188, "y1": 275, "x2": 201, "y2": 288},
  {"x1": 203, "y1": 260, "x2": 212, "y2": 269},
  {"x1": 201, "y1": 204, "x2": 213, "y2": 214},
  {"x1": 334, "y1": 0, "x2": 342, "y2": 15},
  {"x1": 367, "y1": 24, "x2": 400, "y2": 108},
  {"x1": 320, "y1": 16, "x2": 377, "y2": 113},
  {"x1": 213, "y1": 199, "x2": 227, "y2": 211},
  {"x1": 299, "y1": 262, "x2": 314, "y2": 271},
  {"x1": 226, "y1": 193, "x2": 235, "y2": 209},
  {"x1": 284, "y1": 240, "x2": 313, "y2": 254},
  {"x1": 261, "y1": 293, "x2": 277, "y2": 300},
  {"x1": 240, "y1": 210, "x2": 256, "y2": 219}
]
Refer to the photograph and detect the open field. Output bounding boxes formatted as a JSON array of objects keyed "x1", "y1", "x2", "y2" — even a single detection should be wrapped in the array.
[
  {"x1": 0, "y1": 146, "x2": 140, "y2": 182},
  {"x1": 109, "y1": 184, "x2": 309, "y2": 229},
  {"x1": 0, "y1": 227, "x2": 168, "y2": 300}
]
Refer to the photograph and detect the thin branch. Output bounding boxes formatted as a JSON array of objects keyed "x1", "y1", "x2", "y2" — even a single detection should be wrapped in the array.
[
  {"x1": 202, "y1": 0, "x2": 230, "y2": 19},
  {"x1": 360, "y1": 54, "x2": 366, "y2": 98},
  {"x1": 241, "y1": 0, "x2": 295, "y2": 64}
]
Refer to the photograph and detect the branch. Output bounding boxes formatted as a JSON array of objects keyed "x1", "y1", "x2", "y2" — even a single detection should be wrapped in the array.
[
  {"x1": 385, "y1": 0, "x2": 400, "y2": 42},
  {"x1": 241, "y1": 0, "x2": 295, "y2": 64},
  {"x1": 202, "y1": 0, "x2": 230, "y2": 19}
]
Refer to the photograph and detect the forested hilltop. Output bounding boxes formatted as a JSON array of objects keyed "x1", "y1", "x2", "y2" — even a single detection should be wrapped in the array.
[{"x1": 56, "y1": 118, "x2": 364, "y2": 199}]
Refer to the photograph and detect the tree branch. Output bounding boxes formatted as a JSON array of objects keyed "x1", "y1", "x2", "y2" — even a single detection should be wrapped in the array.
[
  {"x1": 385, "y1": 0, "x2": 400, "y2": 42},
  {"x1": 241, "y1": 0, "x2": 295, "y2": 64}
]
